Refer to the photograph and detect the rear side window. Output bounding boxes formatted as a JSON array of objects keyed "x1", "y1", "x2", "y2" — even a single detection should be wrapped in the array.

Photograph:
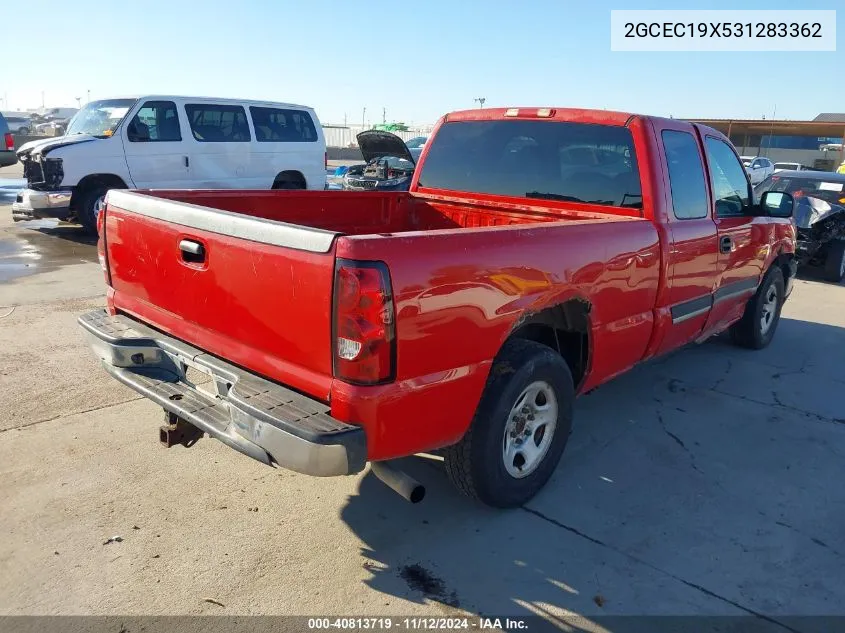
[
  {"x1": 661, "y1": 130, "x2": 708, "y2": 219},
  {"x1": 0, "y1": 115, "x2": 8, "y2": 134},
  {"x1": 249, "y1": 107, "x2": 317, "y2": 142},
  {"x1": 704, "y1": 137, "x2": 751, "y2": 216},
  {"x1": 417, "y1": 120, "x2": 642, "y2": 208},
  {"x1": 127, "y1": 101, "x2": 181, "y2": 142},
  {"x1": 185, "y1": 104, "x2": 251, "y2": 142}
]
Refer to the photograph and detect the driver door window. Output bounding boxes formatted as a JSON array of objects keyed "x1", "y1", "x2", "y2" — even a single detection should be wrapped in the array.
[
  {"x1": 127, "y1": 101, "x2": 181, "y2": 142},
  {"x1": 704, "y1": 137, "x2": 751, "y2": 217}
]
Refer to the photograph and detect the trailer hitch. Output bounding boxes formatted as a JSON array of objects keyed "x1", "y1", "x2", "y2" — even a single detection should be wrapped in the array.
[{"x1": 159, "y1": 411, "x2": 204, "y2": 448}]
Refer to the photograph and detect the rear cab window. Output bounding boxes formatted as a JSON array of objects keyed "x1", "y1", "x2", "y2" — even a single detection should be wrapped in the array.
[
  {"x1": 417, "y1": 120, "x2": 642, "y2": 209},
  {"x1": 249, "y1": 107, "x2": 317, "y2": 142},
  {"x1": 661, "y1": 130, "x2": 708, "y2": 220},
  {"x1": 185, "y1": 104, "x2": 251, "y2": 142}
]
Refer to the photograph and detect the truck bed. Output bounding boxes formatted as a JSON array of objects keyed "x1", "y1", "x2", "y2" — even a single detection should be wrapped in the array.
[{"x1": 144, "y1": 189, "x2": 632, "y2": 235}]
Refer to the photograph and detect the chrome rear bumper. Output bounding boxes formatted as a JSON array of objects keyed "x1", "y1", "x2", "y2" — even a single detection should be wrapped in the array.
[{"x1": 78, "y1": 309, "x2": 367, "y2": 476}]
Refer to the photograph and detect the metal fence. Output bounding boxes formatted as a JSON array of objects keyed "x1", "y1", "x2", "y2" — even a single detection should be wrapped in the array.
[{"x1": 322, "y1": 125, "x2": 433, "y2": 148}]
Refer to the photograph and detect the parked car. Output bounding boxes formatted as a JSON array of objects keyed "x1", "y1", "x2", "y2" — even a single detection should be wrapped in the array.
[
  {"x1": 740, "y1": 155, "x2": 775, "y2": 184},
  {"x1": 79, "y1": 106, "x2": 796, "y2": 508},
  {"x1": 343, "y1": 131, "x2": 417, "y2": 191},
  {"x1": 755, "y1": 171, "x2": 845, "y2": 282},
  {"x1": 837, "y1": 161, "x2": 845, "y2": 175},
  {"x1": 0, "y1": 114, "x2": 16, "y2": 167},
  {"x1": 773, "y1": 162, "x2": 809, "y2": 173},
  {"x1": 404, "y1": 135, "x2": 429, "y2": 162},
  {"x1": 4, "y1": 116, "x2": 33, "y2": 134},
  {"x1": 34, "y1": 119, "x2": 68, "y2": 136},
  {"x1": 13, "y1": 95, "x2": 326, "y2": 234}
]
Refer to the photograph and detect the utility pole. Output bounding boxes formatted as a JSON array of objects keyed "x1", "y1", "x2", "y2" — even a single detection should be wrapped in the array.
[
  {"x1": 75, "y1": 97, "x2": 81, "y2": 108},
  {"x1": 474, "y1": 97, "x2": 486, "y2": 109},
  {"x1": 362, "y1": 107, "x2": 366, "y2": 131},
  {"x1": 41, "y1": 91, "x2": 45, "y2": 109},
  {"x1": 382, "y1": 107, "x2": 386, "y2": 124},
  {"x1": 87, "y1": 89, "x2": 90, "y2": 104}
]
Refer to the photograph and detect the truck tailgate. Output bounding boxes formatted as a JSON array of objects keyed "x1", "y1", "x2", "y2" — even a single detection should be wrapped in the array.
[{"x1": 103, "y1": 190, "x2": 338, "y2": 398}]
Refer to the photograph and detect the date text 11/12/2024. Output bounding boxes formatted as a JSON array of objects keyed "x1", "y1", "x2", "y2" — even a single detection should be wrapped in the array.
[{"x1": 307, "y1": 618, "x2": 528, "y2": 630}]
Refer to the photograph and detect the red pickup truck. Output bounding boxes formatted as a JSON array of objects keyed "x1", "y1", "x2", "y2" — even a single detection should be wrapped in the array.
[{"x1": 80, "y1": 107, "x2": 796, "y2": 508}]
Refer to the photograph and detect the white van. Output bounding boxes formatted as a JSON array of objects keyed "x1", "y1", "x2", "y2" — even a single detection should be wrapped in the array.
[{"x1": 12, "y1": 96, "x2": 327, "y2": 233}]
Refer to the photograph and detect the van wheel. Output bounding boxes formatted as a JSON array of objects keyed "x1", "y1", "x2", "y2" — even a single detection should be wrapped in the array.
[
  {"x1": 76, "y1": 185, "x2": 109, "y2": 236},
  {"x1": 823, "y1": 240, "x2": 845, "y2": 283},
  {"x1": 272, "y1": 173, "x2": 306, "y2": 190},
  {"x1": 730, "y1": 267, "x2": 784, "y2": 350},
  {"x1": 443, "y1": 339, "x2": 574, "y2": 508}
]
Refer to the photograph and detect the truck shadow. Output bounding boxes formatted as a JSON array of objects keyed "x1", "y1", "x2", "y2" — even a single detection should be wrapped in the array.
[{"x1": 339, "y1": 315, "x2": 845, "y2": 625}]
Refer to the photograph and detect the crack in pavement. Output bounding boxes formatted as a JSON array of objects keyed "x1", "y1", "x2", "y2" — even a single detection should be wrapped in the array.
[
  {"x1": 521, "y1": 507, "x2": 804, "y2": 633},
  {"x1": 0, "y1": 396, "x2": 144, "y2": 434},
  {"x1": 707, "y1": 385, "x2": 844, "y2": 428},
  {"x1": 655, "y1": 411, "x2": 703, "y2": 475},
  {"x1": 711, "y1": 359, "x2": 734, "y2": 391},
  {"x1": 773, "y1": 520, "x2": 843, "y2": 559}
]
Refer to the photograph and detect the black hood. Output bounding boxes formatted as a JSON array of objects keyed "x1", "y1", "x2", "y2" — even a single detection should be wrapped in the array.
[{"x1": 357, "y1": 130, "x2": 415, "y2": 165}]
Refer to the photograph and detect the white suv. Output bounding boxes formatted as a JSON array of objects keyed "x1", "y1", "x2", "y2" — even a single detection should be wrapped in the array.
[
  {"x1": 740, "y1": 155, "x2": 775, "y2": 185},
  {"x1": 12, "y1": 96, "x2": 327, "y2": 234}
]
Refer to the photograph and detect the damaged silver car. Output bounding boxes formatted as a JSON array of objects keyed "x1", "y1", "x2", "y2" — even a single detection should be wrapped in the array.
[{"x1": 756, "y1": 171, "x2": 845, "y2": 283}]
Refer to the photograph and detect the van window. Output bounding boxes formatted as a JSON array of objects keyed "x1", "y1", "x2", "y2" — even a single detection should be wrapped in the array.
[
  {"x1": 661, "y1": 130, "x2": 708, "y2": 219},
  {"x1": 185, "y1": 104, "x2": 251, "y2": 142},
  {"x1": 249, "y1": 107, "x2": 317, "y2": 142},
  {"x1": 127, "y1": 101, "x2": 181, "y2": 142},
  {"x1": 417, "y1": 120, "x2": 642, "y2": 208}
]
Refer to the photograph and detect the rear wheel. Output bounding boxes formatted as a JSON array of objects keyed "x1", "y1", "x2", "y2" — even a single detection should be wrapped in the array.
[
  {"x1": 730, "y1": 266, "x2": 784, "y2": 350},
  {"x1": 822, "y1": 240, "x2": 845, "y2": 283},
  {"x1": 272, "y1": 173, "x2": 306, "y2": 190},
  {"x1": 443, "y1": 339, "x2": 574, "y2": 508}
]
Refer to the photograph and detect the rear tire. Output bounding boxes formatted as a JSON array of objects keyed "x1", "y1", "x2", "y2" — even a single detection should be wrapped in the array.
[
  {"x1": 730, "y1": 267, "x2": 784, "y2": 350},
  {"x1": 443, "y1": 339, "x2": 574, "y2": 508},
  {"x1": 272, "y1": 173, "x2": 306, "y2": 190},
  {"x1": 822, "y1": 240, "x2": 845, "y2": 283},
  {"x1": 76, "y1": 185, "x2": 110, "y2": 236}
]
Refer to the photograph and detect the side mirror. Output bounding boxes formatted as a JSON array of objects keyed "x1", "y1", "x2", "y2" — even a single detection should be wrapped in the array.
[{"x1": 760, "y1": 191, "x2": 794, "y2": 218}]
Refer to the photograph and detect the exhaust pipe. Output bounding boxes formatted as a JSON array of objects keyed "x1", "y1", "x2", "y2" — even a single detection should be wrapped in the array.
[{"x1": 371, "y1": 461, "x2": 426, "y2": 503}]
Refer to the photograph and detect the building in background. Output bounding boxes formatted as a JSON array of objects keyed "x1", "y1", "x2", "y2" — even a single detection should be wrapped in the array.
[{"x1": 687, "y1": 113, "x2": 845, "y2": 171}]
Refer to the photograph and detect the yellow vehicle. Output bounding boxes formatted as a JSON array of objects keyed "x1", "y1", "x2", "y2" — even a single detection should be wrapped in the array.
[{"x1": 837, "y1": 161, "x2": 845, "y2": 175}]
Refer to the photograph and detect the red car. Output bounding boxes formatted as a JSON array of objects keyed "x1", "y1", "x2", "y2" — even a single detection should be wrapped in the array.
[{"x1": 80, "y1": 107, "x2": 796, "y2": 508}]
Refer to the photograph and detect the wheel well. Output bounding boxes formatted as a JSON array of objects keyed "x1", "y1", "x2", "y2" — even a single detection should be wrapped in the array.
[
  {"x1": 272, "y1": 170, "x2": 306, "y2": 189},
  {"x1": 508, "y1": 299, "x2": 591, "y2": 388},
  {"x1": 71, "y1": 174, "x2": 128, "y2": 209},
  {"x1": 773, "y1": 251, "x2": 796, "y2": 282}
]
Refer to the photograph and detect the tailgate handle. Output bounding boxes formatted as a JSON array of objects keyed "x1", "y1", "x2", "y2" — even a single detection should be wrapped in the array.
[{"x1": 179, "y1": 239, "x2": 206, "y2": 263}]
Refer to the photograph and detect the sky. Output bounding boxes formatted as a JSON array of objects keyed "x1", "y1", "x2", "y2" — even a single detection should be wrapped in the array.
[{"x1": 2, "y1": 0, "x2": 843, "y2": 126}]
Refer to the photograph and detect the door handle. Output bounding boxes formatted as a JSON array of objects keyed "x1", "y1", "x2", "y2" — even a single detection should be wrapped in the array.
[
  {"x1": 719, "y1": 236, "x2": 732, "y2": 254},
  {"x1": 184, "y1": 156, "x2": 190, "y2": 168},
  {"x1": 179, "y1": 239, "x2": 205, "y2": 263}
]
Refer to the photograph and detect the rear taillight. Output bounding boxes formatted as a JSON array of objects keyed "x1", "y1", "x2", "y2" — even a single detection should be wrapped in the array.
[
  {"x1": 3, "y1": 133, "x2": 13, "y2": 151},
  {"x1": 97, "y1": 201, "x2": 111, "y2": 286},
  {"x1": 332, "y1": 259, "x2": 395, "y2": 385}
]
